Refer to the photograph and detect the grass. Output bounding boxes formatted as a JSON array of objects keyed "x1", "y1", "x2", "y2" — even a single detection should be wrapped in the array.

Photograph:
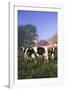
[{"x1": 18, "y1": 53, "x2": 57, "y2": 79}]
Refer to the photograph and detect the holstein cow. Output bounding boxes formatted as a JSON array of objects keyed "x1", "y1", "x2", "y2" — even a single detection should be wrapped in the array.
[
  {"x1": 22, "y1": 47, "x2": 37, "y2": 63},
  {"x1": 21, "y1": 46, "x2": 49, "y2": 63},
  {"x1": 36, "y1": 47, "x2": 48, "y2": 63},
  {"x1": 48, "y1": 45, "x2": 57, "y2": 61}
]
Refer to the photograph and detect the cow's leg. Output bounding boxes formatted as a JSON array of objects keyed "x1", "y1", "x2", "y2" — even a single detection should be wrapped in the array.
[
  {"x1": 42, "y1": 53, "x2": 45, "y2": 63},
  {"x1": 34, "y1": 59, "x2": 37, "y2": 63},
  {"x1": 51, "y1": 54, "x2": 54, "y2": 61},
  {"x1": 24, "y1": 54, "x2": 28, "y2": 59},
  {"x1": 46, "y1": 55, "x2": 49, "y2": 63},
  {"x1": 44, "y1": 56, "x2": 48, "y2": 63},
  {"x1": 43, "y1": 53, "x2": 48, "y2": 63},
  {"x1": 31, "y1": 54, "x2": 37, "y2": 63}
]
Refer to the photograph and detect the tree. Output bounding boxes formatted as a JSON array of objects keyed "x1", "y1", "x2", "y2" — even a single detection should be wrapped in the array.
[{"x1": 18, "y1": 24, "x2": 38, "y2": 48}]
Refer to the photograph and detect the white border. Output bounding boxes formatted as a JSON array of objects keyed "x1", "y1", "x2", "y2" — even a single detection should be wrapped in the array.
[{"x1": 9, "y1": 1, "x2": 64, "y2": 88}]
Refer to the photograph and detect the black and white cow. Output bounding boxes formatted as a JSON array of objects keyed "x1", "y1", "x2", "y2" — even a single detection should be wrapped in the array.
[
  {"x1": 36, "y1": 47, "x2": 48, "y2": 63},
  {"x1": 21, "y1": 47, "x2": 37, "y2": 63},
  {"x1": 20, "y1": 45, "x2": 57, "y2": 63},
  {"x1": 48, "y1": 45, "x2": 57, "y2": 60},
  {"x1": 21, "y1": 46, "x2": 49, "y2": 63}
]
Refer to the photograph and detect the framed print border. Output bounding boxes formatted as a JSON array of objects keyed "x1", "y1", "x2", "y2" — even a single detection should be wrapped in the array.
[{"x1": 9, "y1": 1, "x2": 64, "y2": 88}]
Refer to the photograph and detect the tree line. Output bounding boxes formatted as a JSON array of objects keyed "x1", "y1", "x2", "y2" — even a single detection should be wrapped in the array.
[{"x1": 18, "y1": 24, "x2": 38, "y2": 48}]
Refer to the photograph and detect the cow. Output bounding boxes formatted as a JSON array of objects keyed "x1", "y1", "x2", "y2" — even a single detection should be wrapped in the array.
[
  {"x1": 48, "y1": 45, "x2": 57, "y2": 61},
  {"x1": 21, "y1": 47, "x2": 37, "y2": 63},
  {"x1": 20, "y1": 45, "x2": 58, "y2": 63},
  {"x1": 25, "y1": 48, "x2": 37, "y2": 63},
  {"x1": 36, "y1": 47, "x2": 48, "y2": 63},
  {"x1": 21, "y1": 46, "x2": 49, "y2": 63}
]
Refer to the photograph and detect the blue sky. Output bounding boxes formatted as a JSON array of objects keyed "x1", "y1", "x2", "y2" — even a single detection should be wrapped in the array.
[{"x1": 18, "y1": 10, "x2": 57, "y2": 40}]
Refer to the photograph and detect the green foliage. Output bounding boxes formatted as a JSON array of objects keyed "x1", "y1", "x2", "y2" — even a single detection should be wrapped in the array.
[
  {"x1": 18, "y1": 51, "x2": 57, "y2": 79},
  {"x1": 18, "y1": 24, "x2": 38, "y2": 48}
]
